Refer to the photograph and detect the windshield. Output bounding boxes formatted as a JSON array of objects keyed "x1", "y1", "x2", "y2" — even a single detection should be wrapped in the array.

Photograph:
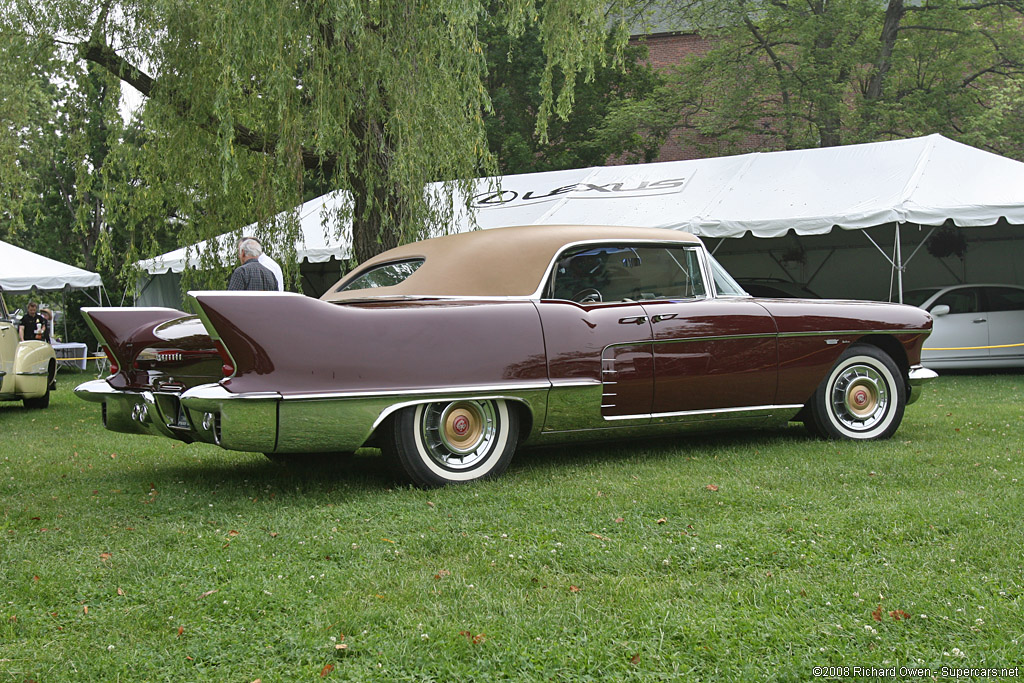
[{"x1": 708, "y1": 254, "x2": 749, "y2": 297}]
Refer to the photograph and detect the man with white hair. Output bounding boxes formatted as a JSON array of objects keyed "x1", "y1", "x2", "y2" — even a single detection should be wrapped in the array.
[
  {"x1": 238, "y1": 235, "x2": 284, "y2": 291},
  {"x1": 228, "y1": 238, "x2": 279, "y2": 291}
]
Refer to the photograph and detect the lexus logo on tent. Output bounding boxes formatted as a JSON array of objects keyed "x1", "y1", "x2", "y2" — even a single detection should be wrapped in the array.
[{"x1": 472, "y1": 178, "x2": 690, "y2": 208}]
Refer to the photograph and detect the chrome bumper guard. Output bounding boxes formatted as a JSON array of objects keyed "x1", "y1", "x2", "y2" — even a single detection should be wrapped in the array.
[
  {"x1": 74, "y1": 379, "x2": 281, "y2": 452},
  {"x1": 907, "y1": 365, "x2": 938, "y2": 405}
]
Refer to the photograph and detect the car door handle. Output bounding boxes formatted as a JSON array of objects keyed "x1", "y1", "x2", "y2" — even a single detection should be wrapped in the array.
[
  {"x1": 973, "y1": 318, "x2": 987, "y2": 323},
  {"x1": 651, "y1": 313, "x2": 677, "y2": 323},
  {"x1": 618, "y1": 316, "x2": 648, "y2": 325}
]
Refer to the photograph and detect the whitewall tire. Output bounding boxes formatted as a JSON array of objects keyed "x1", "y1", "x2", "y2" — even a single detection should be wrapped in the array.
[
  {"x1": 807, "y1": 345, "x2": 906, "y2": 441},
  {"x1": 384, "y1": 399, "x2": 519, "y2": 487}
]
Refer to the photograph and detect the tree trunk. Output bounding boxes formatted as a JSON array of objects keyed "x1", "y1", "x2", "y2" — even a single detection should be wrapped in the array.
[{"x1": 866, "y1": 0, "x2": 905, "y2": 101}]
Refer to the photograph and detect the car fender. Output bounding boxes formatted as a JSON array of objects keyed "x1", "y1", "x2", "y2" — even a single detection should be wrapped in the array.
[{"x1": 14, "y1": 340, "x2": 55, "y2": 398}]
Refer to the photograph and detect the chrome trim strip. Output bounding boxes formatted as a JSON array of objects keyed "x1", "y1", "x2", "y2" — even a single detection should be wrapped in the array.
[
  {"x1": 604, "y1": 329, "x2": 932, "y2": 350},
  {"x1": 275, "y1": 380, "x2": 556, "y2": 401},
  {"x1": 551, "y1": 378, "x2": 601, "y2": 387},
  {"x1": 369, "y1": 394, "x2": 540, "y2": 432},
  {"x1": 603, "y1": 403, "x2": 806, "y2": 422},
  {"x1": 778, "y1": 329, "x2": 931, "y2": 338},
  {"x1": 16, "y1": 370, "x2": 50, "y2": 376},
  {"x1": 181, "y1": 384, "x2": 282, "y2": 402},
  {"x1": 645, "y1": 332, "x2": 772, "y2": 345}
]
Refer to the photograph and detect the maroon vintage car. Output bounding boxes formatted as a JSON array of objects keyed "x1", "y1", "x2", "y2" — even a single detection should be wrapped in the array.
[{"x1": 76, "y1": 225, "x2": 936, "y2": 486}]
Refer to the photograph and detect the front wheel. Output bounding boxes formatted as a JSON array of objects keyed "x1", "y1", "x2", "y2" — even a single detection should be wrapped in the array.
[
  {"x1": 806, "y1": 344, "x2": 906, "y2": 440},
  {"x1": 382, "y1": 399, "x2": 519, "y2": 487}
]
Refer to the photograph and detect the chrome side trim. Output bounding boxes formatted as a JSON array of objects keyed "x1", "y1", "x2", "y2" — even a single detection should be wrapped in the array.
[
  {"x1": 778, "y1": 329, "x2": 931, "y2": 338},
  {"x1": 550, "y1": 378, "x2": 601, "y2": 387},
  {"x1": 181, "y1": 384, "x2": 282, "y2": 404},
  {"x1": 907, "y1": 365, "x2": 938, "y2": 405},
  {"x1": 16, "y1": 369, "x2": 50, "y2": 376},
  {"x1": 602, "y1": 329, "x2": 932, "y2": 350},
  {"x1": 274, "y1": 380, "x2": 554, "y2": 401},
  {"x1": 603, "y1": 403, "x2": 806, "y2": 423},
  {"x1": 274, "y1": 388, "x2": 549, "y2": 453},
  {"x1": 370, "y1": 394, "x2": 537, "y2": 432}
]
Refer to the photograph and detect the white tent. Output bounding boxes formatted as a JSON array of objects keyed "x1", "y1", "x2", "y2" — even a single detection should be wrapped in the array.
[
  {"x1": 0, "y1": 240, "x2": 103, "y2": 293},
  {"x1": 138, "y1": 190, "x2": 349, "y2": 275},
  {"x1": 137, "y1": 134, "x2": 1024, "y2": 302}
]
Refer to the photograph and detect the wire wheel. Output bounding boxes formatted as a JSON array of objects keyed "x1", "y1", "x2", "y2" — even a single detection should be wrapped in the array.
[{"x1": 829, "y1": 364, "x2": 889, "y2": 432}]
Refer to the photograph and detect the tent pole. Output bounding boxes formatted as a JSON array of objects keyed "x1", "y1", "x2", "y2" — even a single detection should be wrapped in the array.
[
  {"x1": 805, "y1": 249, "x2": 837, "y2": 288},
  {"x1": 889, "y1": 234, "x2": 897, "y2": 302},
  {"x1": 902, "y1": 225, "x2": 937, "y2": 268},
  {"x1": 897, "y1": 224, "x2": 905, "y2": 305}
]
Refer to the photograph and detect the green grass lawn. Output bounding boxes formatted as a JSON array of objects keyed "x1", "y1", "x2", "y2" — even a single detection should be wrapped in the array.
[{"x1": 2, "y1": 370, "x2": 1022, "y2": 681}]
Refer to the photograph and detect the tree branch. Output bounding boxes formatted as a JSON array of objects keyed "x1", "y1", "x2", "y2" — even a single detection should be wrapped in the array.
[{"x1": 78, "y1": 40, "x2": 338, "y2": 177}]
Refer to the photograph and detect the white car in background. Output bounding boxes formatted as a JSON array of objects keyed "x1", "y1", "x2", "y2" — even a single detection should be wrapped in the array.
[{"x1": 903, "y1": 284, "x2": 1024, "y2": 369}]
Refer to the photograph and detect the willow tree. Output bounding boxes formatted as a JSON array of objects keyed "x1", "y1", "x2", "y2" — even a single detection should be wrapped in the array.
[{"x1": 2, "y1": 0, "x2": 626, "y2": 285}]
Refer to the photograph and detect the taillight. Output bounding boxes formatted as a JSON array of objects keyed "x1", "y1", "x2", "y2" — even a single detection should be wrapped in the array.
[
  {"x1": 103, "y1": 346, "x2": 119, "y2": 374},
  {"x1": 213, "y1": 340, "x2": 235, "y2": 377}
]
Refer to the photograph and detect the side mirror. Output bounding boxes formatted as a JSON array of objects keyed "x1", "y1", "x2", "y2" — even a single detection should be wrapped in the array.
[{"x1": 930, "y1": 304, "x2": 950, "y2": 317}]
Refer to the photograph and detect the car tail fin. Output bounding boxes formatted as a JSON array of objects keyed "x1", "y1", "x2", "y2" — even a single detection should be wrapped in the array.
[
  {"x1": 188, "y1": 291, "x2": 310, "y2": 383},
  {"x1": 81, "y1": 307, "x2": 186, "y2": 380}
]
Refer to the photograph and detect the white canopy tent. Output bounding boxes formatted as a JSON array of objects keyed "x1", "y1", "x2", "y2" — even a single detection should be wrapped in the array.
[
  {"x1": 137, "y1": 134, "x2": 1024, "y2": 304},
  {"x1": 1, "y1": 240, "x2": 106, "y2": 349},
  {"x1": 0, "y1": 240, "x2": 103, "y2": 294}
]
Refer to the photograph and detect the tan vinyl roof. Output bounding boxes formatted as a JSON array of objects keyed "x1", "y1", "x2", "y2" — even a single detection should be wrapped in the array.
[{"x1": 321, "y1": 225, "x2": 701, "y2": 300}]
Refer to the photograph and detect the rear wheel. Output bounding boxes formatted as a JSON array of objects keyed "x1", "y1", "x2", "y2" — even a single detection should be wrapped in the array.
[
  {"x1": 382, "y1": 399, "x2": 519, "y2": 487},
  {"x1": 806, "y1": 344, "x2": 905, "y2": 440}
]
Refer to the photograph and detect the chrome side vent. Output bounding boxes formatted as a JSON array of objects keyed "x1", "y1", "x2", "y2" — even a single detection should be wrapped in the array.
[{"x1": 601, "y1": 357, "x2": 618, "y2": 411}]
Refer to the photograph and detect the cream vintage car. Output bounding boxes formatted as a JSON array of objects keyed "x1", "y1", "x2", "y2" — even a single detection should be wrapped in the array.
[{"x1": 0, "y1": 294, "x2": 57, "y2": 409}]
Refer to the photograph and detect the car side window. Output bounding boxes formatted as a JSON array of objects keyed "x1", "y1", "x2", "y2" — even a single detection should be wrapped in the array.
[
  {"x1": 932, "y1": 288, "x2": 980, "y2": 315},
  {"x1": 984, "y1": 287, "x2": 1024, "y2": 312},
  {"x1": 548, "y1": 245, "x2": 706, "y2": 304}
]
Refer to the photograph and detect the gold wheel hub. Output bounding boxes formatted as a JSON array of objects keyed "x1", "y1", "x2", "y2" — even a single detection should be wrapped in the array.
[
  {"x1": 441, "y1": 403, "x2": 485, "y2": 453},
  {"x1": 845, "y1": 379, "x2": 879, "y2": 417}
]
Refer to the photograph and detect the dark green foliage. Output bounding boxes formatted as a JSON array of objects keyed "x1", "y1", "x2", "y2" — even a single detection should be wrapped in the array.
[
  {"x1": 603, "y1": 0, "x2": 1024, "y2": 160},
  {"x1": 483, "y1": 9, "x2": 662, "y2": 173}
]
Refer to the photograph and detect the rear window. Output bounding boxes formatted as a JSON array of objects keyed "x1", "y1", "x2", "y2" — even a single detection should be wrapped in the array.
[{"x1": 337, "y1": 259, "x2": 424, "y2": 292}]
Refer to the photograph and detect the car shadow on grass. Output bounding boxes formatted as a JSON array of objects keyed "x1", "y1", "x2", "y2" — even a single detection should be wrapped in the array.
[
  {"x1": 110, "y1": 424, "x2": 814, "y2": 497},
  {"x1": 112, "y1": 450, "x2": 405, "y2": 500},
  {"x1": 509, "y1": 423, "x2": 811, "y2": 476}
]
